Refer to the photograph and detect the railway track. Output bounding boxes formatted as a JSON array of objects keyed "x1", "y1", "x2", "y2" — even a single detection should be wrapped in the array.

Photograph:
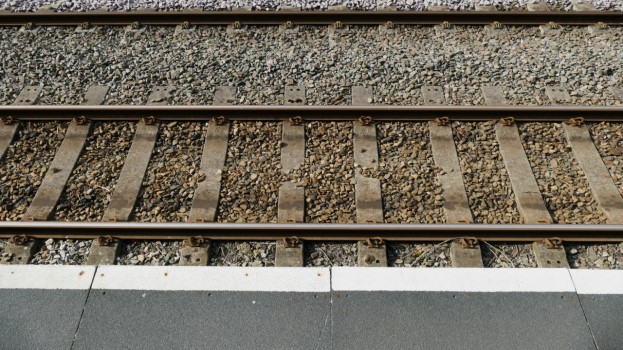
[
  {"x1": 0, "y1": 8, "x2": 622, "y2": 269},
  {"x1": 1, "y1": 84, "x2": 623, "y2": 267}
]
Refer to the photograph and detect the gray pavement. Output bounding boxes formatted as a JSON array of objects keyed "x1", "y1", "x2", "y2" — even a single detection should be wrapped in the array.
[
  {"x1": 2, "y1": 267, "x2": 623, "y2": 350},
  {"x1": 0, "y1": 289, "x2": 88, "y2": 350}
]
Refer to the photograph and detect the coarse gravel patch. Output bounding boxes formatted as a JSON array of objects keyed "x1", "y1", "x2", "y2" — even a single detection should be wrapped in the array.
[
  {"x1": 520, "y1": 122, "x2": 608, "y2": 224},
  {"x1": 2, "y1": 26, "x2": 623, "y2": 107},
  {"x1": 304, "y1": 243, "x2": 357, "y2": 266},
  {"x1": 454, "y1": 121, "x2": 522, "y2": 224},
  {"x1": 217, "y1": 121, "x2": 281, "y2": 223},
  {"x1": 375, "y1": 122, "x2": 444, "y2": 223},
  {"x1": 588, "y1": 122, "x2": 623, "y2": 198},
  {"x1": 481, "y1": 242, "x2": 537, "y2": 267},
  {"x1": 209, "y1": 241, "x2": 275, "y2": 266},
  {"x1": 30, "y1": 238, "x2": 91, "y2": 265},
  {"x1": 0, "y1": 239, "x2": 6, "y2": 255},
  {"x1": 566, "y1": 243, "x2": 623, "y2": 269},
  {"x1": 0, "y1": 122, "x2": 68, "y2": 221},
  {"x1": 3, "y1": 0, "x2": 623, "y2": 12},
  {"x1": 287, "y1": 122, "x2": 355, "y2": 223},
  {"x1": 54, "y1": 122, "x2": 135, "y2": 221},
  {"x1": 132, "y1": 122, "x2": 206, "y2": 222},
  {"x1": 117, "y1": 240, "x2": 181, "y2": 265},
  {"x1": 388, "y1": 242, "x2": 451, "y2": 267}
]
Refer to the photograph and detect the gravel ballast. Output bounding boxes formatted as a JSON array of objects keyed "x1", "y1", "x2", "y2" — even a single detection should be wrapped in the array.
[
  {"x1": 30, "y1": 238, "x2": 91, "y2": 265},
  {"x1": 0, "y1": 122, "x2": 68, "y2": 221},
  {"x1": 520, "y1": 122, "x2": 608, "y2": 224},
  {"x1": 376, "y1": 122, "x2": 444, "y2": 223},
  {"x1": 388, "y1": 242, "x2": 452, "y2": 267},
  {"x1": 54, "y1": 122, "x2": 135, "y2": 221},
  {"x1": 481, "y1": 242, "x2": 538, "y2": 267},
  {"x1": 117, "y1": 240, "x2": 181, "y2": 265},
  {"x1": 217, "y1": 122, "x2": 281, "y2": 223},
  {"x1": 304, "y1": 243, "x2": 357, "y2": 266},
  {"x1": 454, "y1": 121, "x2": 522, "y2": 224},
  {"x1": 132, "y1": 122, "x2": 206, "y2": 222},
  {"x1": 566, "y1": 243, "x2": 623, "y2": 269},
  {"x1": 210, "y1": 241, "x2": 275, "y2": 266},
  {"x1": 291, "y1": 122, "x2": 356, "y2": 223},
  {"x1": 3, "y1": 0, "x2": 623, "y2": 12},
  {"x1": 589, "y1": 122, "x2": 623, "y2": 198},
  {"x1": 2, "y1": 26, "x2": 622, "y2": 106}
]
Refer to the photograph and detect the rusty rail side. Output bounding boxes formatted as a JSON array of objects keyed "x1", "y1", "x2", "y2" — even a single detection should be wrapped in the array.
[
  {"x1": 0, "y1": 222, "x2": 621, "y2": 242},
  {"x1": 2, "y1": 105, "x2": 623, "y2": 121},
  {"x1": 0, "y1": 10, "x2": 622, "y2": 26}
]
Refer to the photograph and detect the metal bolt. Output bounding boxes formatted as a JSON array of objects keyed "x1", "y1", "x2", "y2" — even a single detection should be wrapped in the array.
[
  {"x1": 283, "y1": 236, "x2": 300, "y2": 248},
  {"x1": 366, "y1": 237, "x2": 384, "y2": 249},
  {"x1": 543, "y1": 238, "x2": 563, "y2": 249},
  {"x1": 492, "y1": 21, "x2": 503, "y2": 30},
  {"x1": 441, "y1": 21, "x2": 452, "y2": 30},
  {"x1": 233, "y1": 21, "x2": 241, "y2": 29},
  {"x1": 285, "y1": 21, "x2": 294, "y2": 29},
  {"x1": 141, "y1": 116, "x2": 156, "y2": 125},
  {"x1": 2, "y1": 116, "x2": 14, "y2": 125},
  {"x1": 23, "y1": 22, "x2": 33, "y2": 30},
  {"x1": 96, "y1": 236, "x2": 113, "y2": 246},
  {"x1": 81, "y1": 21, "x2": 91, "y2": 30},
  {"x1": 567, "y1": 117, "x2": 585, "y2": 127},
  {"x1": 184, "y1": 236, "x2": 205, "y2": 247},
  {"x1": 10, "y1": 235, "x2": 28, "y2": 246},
  {"x1": 181, "y1": 21, "x2": 191, "y2": 30},
  {"x1": 359, "y1": 116, "x2": 372, "y2": 126},
  {"x1": 434, "y1": 116, "x2": 449, "y2": 126},
  {"x1": 289, "y1": 116, "x2": 302, "y2": 126},
  {"x1": 131, "y1": 21, "x2": 141, "y2": 30},
  {"x1": 458, "y1": 237, "x2": 479, "y2": 249},
  {"x1": 385, "y1": 21, "x2": 394, "y2": 29},
  {"x1": 213, "y1": 116, "x2": 226, "y2": 125},
  {"x1": 499, "y1": 116, "x2": 515, "y2": 126},
  {"x1": 334, "y1": 21, "x2": 343, "y2": 29},
  {"x1": 596, "y1": 22, "x2": 608, "y2": 30},
  {"x1": 74, "y1": 116, "x2": 87, "y2": 125}
]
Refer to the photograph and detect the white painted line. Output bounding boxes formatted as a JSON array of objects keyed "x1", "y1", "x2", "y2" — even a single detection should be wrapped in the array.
[
  {"x1": 92, "y1": 266, "x2": 330, "y2": 292},
  {"x1": 0, "y1": 265, "x2": 96, "y2": 290},
  {"x1": 332, "y1": 268, "x2": 576, "y2": 292},
  {"x1": 570, "y1": 270, "x2": 623, "y2": 295}
]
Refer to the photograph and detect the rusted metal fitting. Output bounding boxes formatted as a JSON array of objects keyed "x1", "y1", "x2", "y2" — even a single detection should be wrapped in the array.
[
  {"x1": 458, "y1": 237, "x2": 479, "y2": 249},
  {"x1": 434, "y1": 116, "x2": 450, "y2": 126},
  {"x1": 596, "y1": 22, "x2": 609, "y2": 30},
  {"x1": 130, "y1": 21, "x2": 141, "y2": 30},
  {"x1": 285, "y1": 21, "x2": 294, "y2": 29},
  {"x1": 289, "y1": 116, "x2": 303, "y2": 126},
  {"x1": 81, "y1": 21, "x2": 91, "y2": 30},
  {"x1": 9, "y1": 234, "x2": 29, "y2": 246},
  {"x1": 141, "y1": 116, "x2": 156, "y2": 125},
  {"x1": 543, "y1": 237, "x2": 563, "y2": 249},
  {"x1": 491, "y1": 21, "x2": 503, "y2": 30},
  {"x1": 359, "y1": 116, "x2": 372, "y2": 126},
  {"x1": 2, "y1": 116, "x2": 14, "y2": 125},
  {"x1": 184, "y1": 236, "x2": 205, "y2": 247},
  {"x1": 499, "y1": 116, "x2": 515, "y2": 126},
  {"x1": 547, "y1": 21, "x2": 560, "y2": 29},
  {"x1": 567, "y1": 117, "x2": 585, "y2": 127},
  {"x1": 366, "y1": 237, "x2": 384, "y2": 249},
  {"x1": 283, "y1": 236, "x2": 300, "y2": 248},
  {"x1": 213, "y1": 116, "x2": 226, "y2": 125},
  {"x1": 385, "y1": 21, "x2": 394, "y2": 29},
  {"x1": 232, "y1": 21, "x2": 241, "y2": 29},
  {"x1": 74, "y1": 116, "x2": 87, "y2": 125},
  {"x1": 441, "y1": 21, "x2": 452, "y2": 30},
  {"x1": 96, "y1": 235, "x2": 114, "y2": 246},
  {"x1": 181, "y1": 21, "x2": 192, "y2": 30},
  {"x1": 23, "y1": 22, "x2": 34, "y2": 30},
  {"x1": 334, "y1": 21, "x2": 343, "y2": 29}
]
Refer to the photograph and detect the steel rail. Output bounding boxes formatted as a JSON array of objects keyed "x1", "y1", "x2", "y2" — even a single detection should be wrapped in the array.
[
  {"x1": 0, "y1": 10, "x2": 622, "y2": 26},
  {"x1": 2, "y1": 105, "x2": 623, "y2": 121},
  {"x1": 0, "y1": 222, "x2": 621, "y2": 242}
]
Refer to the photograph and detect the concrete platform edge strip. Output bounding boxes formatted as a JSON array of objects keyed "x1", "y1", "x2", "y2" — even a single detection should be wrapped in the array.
[
  {"x1": 91, "y1": 266, "x2": 330, "y2": 292},
  {"x1": 2, "y1": 266, "x2": 623, "y2": 295},
  {"x1": 570, "y1": 269, "x2": 623, "y2": 295},
  {"x1": 0, "y1": 265, "x2": 96, "y2": 289}
]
